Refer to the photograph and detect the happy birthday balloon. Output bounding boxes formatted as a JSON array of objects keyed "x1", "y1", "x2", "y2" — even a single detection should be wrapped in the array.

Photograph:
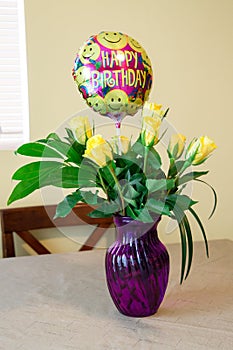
[{"x1": 72, "y1": 31, "x2": 153, "y2": 127}]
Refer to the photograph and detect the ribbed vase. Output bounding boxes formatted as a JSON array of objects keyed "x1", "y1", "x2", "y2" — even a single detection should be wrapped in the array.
[{"x1": 105, "y1": 215, "x2": 169, "y2": 317}]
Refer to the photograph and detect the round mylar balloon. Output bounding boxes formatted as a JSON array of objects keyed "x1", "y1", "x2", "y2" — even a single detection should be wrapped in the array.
[{"x1": 72, "y1": 31, "x2": 153, "y2": 126}]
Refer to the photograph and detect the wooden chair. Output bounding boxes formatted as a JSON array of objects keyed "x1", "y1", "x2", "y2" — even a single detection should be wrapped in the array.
[{"x1": 0, "y1": 203, "x2": 113, "y2": 258}]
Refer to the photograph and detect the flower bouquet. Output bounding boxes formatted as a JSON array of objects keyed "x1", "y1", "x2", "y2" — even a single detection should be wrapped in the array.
[{"x1": 8, "y1": 102, "x2": 216, "y2": 285}]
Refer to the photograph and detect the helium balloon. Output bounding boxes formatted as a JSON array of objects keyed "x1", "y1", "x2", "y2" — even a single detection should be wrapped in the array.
[{"x1": 72, "y1": 31, "x2": 153, "y2": 127}]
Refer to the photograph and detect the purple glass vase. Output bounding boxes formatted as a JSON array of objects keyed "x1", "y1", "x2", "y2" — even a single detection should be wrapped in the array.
[{"x1": 105, "y1": 215, "x2": 169, "y2": 317}]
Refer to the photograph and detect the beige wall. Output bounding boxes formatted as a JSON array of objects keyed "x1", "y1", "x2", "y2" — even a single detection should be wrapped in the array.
[{"x1": 1, "y1": 0, "x2": 233, "y2": 256}]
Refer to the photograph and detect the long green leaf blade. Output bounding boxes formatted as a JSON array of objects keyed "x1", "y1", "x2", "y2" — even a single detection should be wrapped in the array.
[
  {"x1": 12, "y1": 161, "x2": 63, "y2": 180},
  {"x1": 189, "y1": 207, "x2": 209, "y2": 258},
  {"x1": 8, "y1": 165, "x2": 79, "y2": 205},
  {"x1": 16, "y1": 142, "x2": 64, "y2": 158},
  {"x1": 7, "y1": 180, "x2": 39, "y2": 205},
  {"x1": 173, "y1": 209, "x2": 187, "y2": 284},
  {"x1": 43, "y1": 166, "x2": 79, "y2": 188},
  {"x1": 178, "y1": 171, "x2": 209, "y2": 186},
  {"x1": 182, "y1": 214, "x2": 193, "y2": 280},
  {"x1": 195, "y1": 179, "x2": 217, "y2": 219}
]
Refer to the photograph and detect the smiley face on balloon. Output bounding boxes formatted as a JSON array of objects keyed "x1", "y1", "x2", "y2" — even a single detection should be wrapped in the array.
[
  {"x1": 97, "y1": 31, "x2": 128, "y2": 49},
  {"x1": 141, "y1": 51, "x2": 152, "y2": 73},
  {"x1": 74, "y1": 66, "x2": 91, "y2": 85},
  {"x1": 87, "y1": 95, "x2": 107, "y2": 115},
  {"x1": 73, "y1": 31, "x2": 153, "y2": 126},
  {"x1": 79, "y1": 41, "x2": 101, "y2": 64},
  {"x1": 127, "y1": 98, "x2": 143, "y2": 116},
  {"x1": 105, "y1": 90, "x2": 128, "y2": 116},
  {"x1": 128, "y1": 36, "x2": 145, "y2": 53}
]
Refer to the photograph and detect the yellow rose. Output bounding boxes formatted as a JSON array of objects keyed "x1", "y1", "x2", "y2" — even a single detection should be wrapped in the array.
[
  {"x1": 142, "y1": 102, "x2": 165, "y2": 118},
  {"x1": 143, "y1": 101, "x2": 162, "y2": 111},
  {"x1": 69, "y1": 116, "x2": 92, "y2": 144},
  {"x1": 83, "y1": 134, "x2": 113, "y2": 167},
  {"x1": 141, "y1": 115, "x2": 161, "y2": 147},
  {"x1": 168, "y1": 134, "x2": 186, "y2": 159},
  {"x1": 186, "y1": 136, "x2": 217, "y2": 165},
  {"x1": 109, "y1": 136, "x2": 130, "y2": 154}
]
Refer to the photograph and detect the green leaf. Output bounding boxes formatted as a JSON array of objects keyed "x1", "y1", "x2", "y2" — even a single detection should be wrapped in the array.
[
  {"x1": 173, "y1": 208, "x2": 187, "y2": 284},
  {"x1": 7, "y1": 180, "x2": 40, "y2": 205},
  {"x1": 125, "y1": 205, "x2": 138, "y2": 220},
  {"x1": 178, "y1": 220, "x2": 187, "y2": 284},
  {"x1": 42, "y1": 166, "x2": 79, "y2": 188},
  {"x1": 95, "y1": 200, "x2": 120, "y2": 215},
  {"x1": 88, "y1": 209, "x2": 113, "y2": 218},
  {"x1": 12, "y1": 161, "x2": 63, "y2": 180},
  {"x1": 115, "y1": 166, "x2": 126, "y2": 177},
  {"x1": 178, "y1": 171, "x2": 209, "y2": 186},
  {"x1": 44, "y1": 139, "x2": 72, "y2": 156},
  {"x1": 168, "y1": 160, "x2": 186, "y2": 178},
  {"x1": 46, "y1": 139, "x2": 83, "y2": 165},
  {"x1": 172, "y1": 143, "x2": 179, "y2": 159},
  {"x1": 124, "y1": 197, "x2": 137, "y2": 207},
  {"x1": 146, "y1": 198, "x2": 171, "y2": 216},
  {"x1": 147, "y1": 147, "x2": 162, "y2": 170},
  {"x1": 173, "y1": 205, "x2": 195, "y2": 282},
  {"x1": 99, "y1": 165, "x2": 116, "y2": 189},
  {"x1": 195, "y1": 179, "x2": 217, "y2": 219},
  {"x1": 60, "y1": 167, "x2": 79, "y2": 187},
  {"x1": 123, "y1": 183, "x2": 140, "y2": 199},
  {"x1": 182, "y1": 214, "x2": 193, "y2": 280},
  {"x1": 16, "y1": 142, "x2": 64, "y2": 159},
  {"x1": 146, "y1": 179, "x2": 175, "y2": 193},
  {"x1": 45, "y1": 132, "x2": 62, "y2": 141},
  {"x1": 166, "y1": 194, "x2": 197, "y2": 212},
  {"x1": 162, "y1": 107, "x2": 170, "y2": 119},
  {"x1": 8, "y1": 164, "x2": 80, "y2": 205},
  {"x1": 54, "y1": 190, "x2": 82, "y2": 218},
  {"x1": 186, "y1": 138, "x2": 200, "y2": 163},
  {"x1": 68, "y1": 142, "x2": 86, "y2": 161},
  {"x1": 65, "y1": 128, "x2": 76, "y2": 143},
  {"x1": 134, "y1": 207, "x2": 154, "y2": 223},
  {"x1": 78, "y1": 160, "x2": 100, "y2": 188},
  {"x1": 9, "y1": 165, "x2": 61, "y2": 204},
  {"x1": 129, "y1": 173, "x2": 144, "y2": 185},
  {"x1": 80, "y1": 190, "x2": 102, "y2": 206},
  {"x1": 135, "y1": 182, "x2": 147, "y2": 194},
  {"x1": 189, "y1": 207, "x2": 209, "y2": 258}
]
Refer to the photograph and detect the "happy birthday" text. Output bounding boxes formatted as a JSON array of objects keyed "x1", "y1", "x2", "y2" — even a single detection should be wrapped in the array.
[{"x1": 91, "y1": 69, "x2": 146, "y2": 89}]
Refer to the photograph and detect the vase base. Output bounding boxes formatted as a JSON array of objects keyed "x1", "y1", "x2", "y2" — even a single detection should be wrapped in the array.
[
  {"x1": 118, "y1": 309, "x2": 158, "y2": 318},
  {"x1": 115, "y1": 301, "x2": 161, "y2": 318}
]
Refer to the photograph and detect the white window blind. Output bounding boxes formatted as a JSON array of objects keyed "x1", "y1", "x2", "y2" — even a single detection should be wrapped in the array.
[{"x1": 0, "y1": 0, "x2": 29, "y2": 150}]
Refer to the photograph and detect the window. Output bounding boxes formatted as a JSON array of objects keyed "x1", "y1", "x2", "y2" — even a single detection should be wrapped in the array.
[{"x1": 0, "y1": 0, "x2": 29, "y2": 150}]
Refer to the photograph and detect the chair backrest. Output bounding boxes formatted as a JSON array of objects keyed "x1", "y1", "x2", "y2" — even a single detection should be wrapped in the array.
[{"x1": 0, "y1": 203, "x2": 113, "y2": 258}]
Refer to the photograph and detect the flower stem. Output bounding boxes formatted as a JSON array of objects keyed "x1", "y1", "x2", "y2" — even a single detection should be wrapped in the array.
[
  {"x1": 116, "y1": 127, "x2": 122, "y2": 156},
  {"x1": 97, "y1": 170, "x2": 109, "y2": 201},
  {"x1": 143, "y1": 147, "x2": 149, "y2": 174},
  {"x1": 109, "y1": 166, "x2": 125, "y2": 216},
  {"x1": 178, "y1": 160, "x2": 191, "y2": 176}
]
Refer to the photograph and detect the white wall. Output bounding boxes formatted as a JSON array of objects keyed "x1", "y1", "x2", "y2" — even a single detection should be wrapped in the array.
[{"x1": 1, "y1": 0, "x2": 233, "y2": 256}]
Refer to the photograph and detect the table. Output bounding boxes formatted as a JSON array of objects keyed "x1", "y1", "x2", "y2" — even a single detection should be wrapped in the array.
[{"x1": 0, "y1": 239, "x2": 232, "y2": 350}]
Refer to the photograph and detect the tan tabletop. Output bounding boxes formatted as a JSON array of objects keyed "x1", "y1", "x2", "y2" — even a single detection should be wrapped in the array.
[{"x1": 0, "y1": 239, "x2": 232, "y2": 350}]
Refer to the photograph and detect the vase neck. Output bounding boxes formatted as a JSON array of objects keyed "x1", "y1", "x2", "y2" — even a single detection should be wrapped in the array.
[{"x1": 113, "y1": 215, "x2": 161, "y2": 244}]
